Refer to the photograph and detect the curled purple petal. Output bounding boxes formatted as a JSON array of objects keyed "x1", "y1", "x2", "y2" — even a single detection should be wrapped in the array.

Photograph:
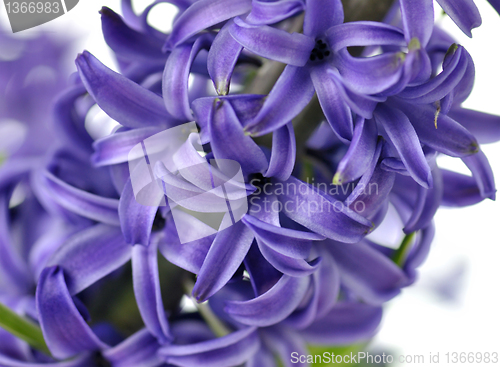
[
  {"x1": 103, "y1": 328, "x2": 163, "y2": 367},
  {"x1": 302, "y1": 302, "x2": 382, "y2": 345},
  {"x1": 76, "y1": 51, "x2": 180, "y2": 129},
  {"x1": 166, "y1": 0, "x2": 252, "y2": 49},
  {"x1": 47, "y1": 224, "x2": 130, "y2": 295},
  {"x1": 245, "y1": 0, "x2": 305, "y2": 26},
  {"x1": 333, "y1": 117, "x2": 378, "y2": 184},
  {"x1": 229, "y1": 17, "x2": 314, "y2": 67},
  {"x1": 132, "y1": 240, "x2": 171, "y2": 343},
  {"x1": 265, "y1": 123, "x2": 296, "y2": 181},
  {"x1": 40, "y1": 171, "x2": 120, "y2": 226},
  {"x1": 224, "y1": 274, "x2": 310, "y2": 326},
  {"x1": 160, "y1": 327, "x2": 260, "y2": 367},
  {"x1": 399, "y1": 0, "x2": 434, "y2": 46},
  {"x1": 207, "y1": 21, "x2": 243, "y2": 95},
  {"x1": 326, "y1": 21, "x2": 406, "y2": 52},
  {"x1": 303, "y1": 0, "x2": 343, "y2": 37},
  {"x1": 36, "y1": 266, "x2": 107, "y2": 359},
  {"x1": 436, "y1": 0, "x2": 481, "y2": 37},
  {"x1": 245, "y1": 65, "x2": 314, "y2": 136},
  {"x1": 193, "y1": 220, "x2": 254, "y2": 302},
  {"x1": 462, "y1": 149, "x2": 496, "y2": 200}
]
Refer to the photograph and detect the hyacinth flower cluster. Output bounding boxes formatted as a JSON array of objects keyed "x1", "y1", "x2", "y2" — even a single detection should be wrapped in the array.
[{"x1": 1, "y1": 0, "x2": 500, "y2": 366}]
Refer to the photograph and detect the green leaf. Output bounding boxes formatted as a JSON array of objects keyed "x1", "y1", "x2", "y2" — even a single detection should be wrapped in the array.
[
  {"x1": 0, "y1": 302, "x2": 51, "y2": 356},
  {"x1": 308, "y1": 343, "x2": 367, "y2": 367}
]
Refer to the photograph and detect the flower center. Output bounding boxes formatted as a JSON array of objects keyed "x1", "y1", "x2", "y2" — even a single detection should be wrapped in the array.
[
  {"x1": 249, "y1": 173, "x2": 271, "y2": 188},
  {"x1": 152, "y1": 210, "x2": 166, "y2": 231},
  {"x1": 309, "y1": 39, "x2": 331, "y2": 62}
]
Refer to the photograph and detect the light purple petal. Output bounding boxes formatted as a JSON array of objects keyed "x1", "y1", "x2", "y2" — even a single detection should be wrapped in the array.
[
  {"x1": 327, "y1": 240, "x2": 407, "y2": 304},
  {"x1": 224, "y1": 274, "x2": 310, "y2": 326},
  {"x1": 209, "y1": 99, "x2": 268, "y2": 174},
  {"x1": 40, "y1": 171, "x2": 120, "y2": 226},
  {"x1": 245, "y1": 243, "x2": 283, "y2": 297},
  {"x1": 36, "y1": 266, "x2": 107, "y2": 359},
  {"x1": 261, "y1": 327, "x2": 308, "y2": 367},
  {"x1": 160, "y1": 327, "x2": 260, "y2": 367},
  {"x1": 0, "y1": 354, "x2": 92, "y2": 367},
  {"x1": 76, "y1": 51, "x2": 179, "y2": 128},
  {"x1": 245, "y1": 0, "x2": 305, "y2": 26},
  {"x1": 193, "y1": 220, "x2": 254, "y2": 302},
  {"x1": 302, "y1": 302, "x2": 382, "y2": 345},
  {"x1": 163, "y1": 34, "x2": 212, "y2": 121},
  {"x1": 441, "y1": 169, "x2": 483, "y2": 207},
  {"x1": 436, "y1": 0, "x2": 481, "y2": 37},
  {"x1": 326, "y1": 21, "x2": 406, "y2": 52},
  {"x1": 462, "y1": 149, "x2": 496, "y2": 200},
  {"x1": 265, "y1": 123, "x2": 296, "y2": 181},
  {"x1": 229, "y1": 17, "x2": 314, "y2": 67},
  {"x1": 396, "y1": 102, "x2": 479, "y2": 157},
  {"x1": 303, "y1": 0, "x2": 343, "y2": 37},
  {"x1": 404, "y1": 167, "x2": 443, "y2": 233},
  {"x1": 256, "y1": 237, "x2": 321, "y2": 277},
  {"x1": 0, "y1": 193, "x2": 31, "y2": 294},
  {"x1": 284, "y1": 245, "x2": 339, "y2": 328},
  {"x1": 207, "y1": 21, "x2": 243, "y2": 95},
  {"x1": 347, "y1": 150, "x2": 397, "y2": 218},
  {"x1": 404, "y1": 224, "x2": 435, "y2": 282},
  {"x1": 92, "y1": 127, "x2": 162, "y2": 167},
  {"x1": 47, "y1": 224, "x2": 130, "y2": 295},
  {"x1": 159, "y1": 213, "x2": 213, "y2": 274},
  {"x1": 242, "y1": 214, "x2": 324, "y2": 259},
  {"x1": 310, "y1": 66, "x2": 353, "y2": 142},
  {"x1": 245, "y1": 65, "x2": 314, "y2": 136},
  {"x1": 448, "y1": 107, "x2": 500, "y2": 144},
  {"x1": 374, "y1": 104, "x2": 432, "y2": 188},
  {"x1": 334, "y1": 49, "x2": 404, "y2": 95},
  {"x1": 276, "y1": 176, "x2": 373, "y2": 242},
  {"x1": 166, "y1": 0, "x2": 252, "y2": 49},
  {"x1": 132, "y1": 240, "x2": 171, "y2": 343},
  {"x1": 333, "y1": 117, "x2": 378, "y2": 184},
  {"x1": 399, "y1": 0, "x2": 434, "y2": 46},
  {"x1": 100, "y1": 7, "x2": 166, "y2": 63},
  {"x1": 104, "y1": 328, "x2": 163, "y2": 367},
  {"x1": 398, "y1": 45, "x2": 468, "y2": 103},
  {"x1": 119, "y1": 179, "x2": 160, "y2": 246},
  {"x1": 53, "y1": 86, "x2": 93, "y2": 156}
]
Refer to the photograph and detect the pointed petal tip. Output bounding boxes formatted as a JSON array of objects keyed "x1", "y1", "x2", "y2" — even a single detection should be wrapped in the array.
[{"x1": 99, "y1": 6, "x2": 113, "y2": 16}]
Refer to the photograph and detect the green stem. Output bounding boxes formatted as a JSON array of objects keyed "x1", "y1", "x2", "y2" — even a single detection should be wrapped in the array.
[
  {"x1": 0, "y1": 302, "x2": 51, "y2": 356},
  {"x1": 392, "y1": 232, "x2": 416, "y2": 267},
  {"x1": 183, "y1": 279, "x2": 231, "y2": 338}
]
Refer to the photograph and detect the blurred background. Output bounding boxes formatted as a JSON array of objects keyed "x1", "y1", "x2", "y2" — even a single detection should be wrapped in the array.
[{"x1": 1, "y1": 1, "x2": 499, "y2": 365}]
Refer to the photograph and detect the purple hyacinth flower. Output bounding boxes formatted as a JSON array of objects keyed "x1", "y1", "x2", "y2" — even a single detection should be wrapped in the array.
[{"x1": 226, "y1": 0, "x2": 410, "y2": 141}]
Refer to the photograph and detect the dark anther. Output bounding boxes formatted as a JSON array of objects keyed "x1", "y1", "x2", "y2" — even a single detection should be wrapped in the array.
[
  {"x1": 250, "y1": 173, "x2": 271, "y2": 187},
  {"x1": 309, "y1": 39, "x2": 331, "y2": 63},
  {"x1": 152, "y1": 210, "x2": 166, "y2": 231},
  {"x1": 94, "y1": 352, "x2": 112, "y2": 367}
]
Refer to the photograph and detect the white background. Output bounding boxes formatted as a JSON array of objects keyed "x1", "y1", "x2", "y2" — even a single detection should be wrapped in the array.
[{"x1": 1, "y1": 1, "x2": 499, "y2": 365}]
